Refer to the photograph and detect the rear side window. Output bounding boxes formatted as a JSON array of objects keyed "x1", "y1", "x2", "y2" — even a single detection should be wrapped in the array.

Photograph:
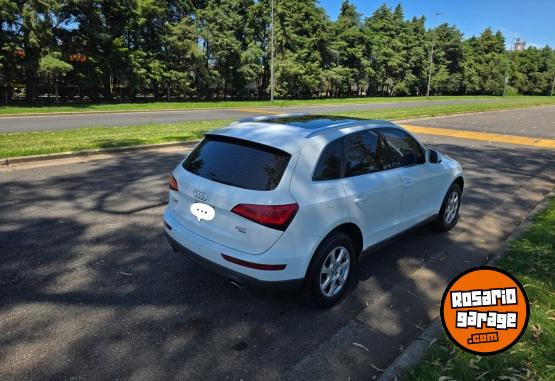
[
  {"x1": 183, "y1": 135, "x2": 291, "y2": 191},
  {"x1": 313, "y1": 139, "x2": 343, "y2": 181},
  {"x1": 344, "y1": 131, "x2": 381, "y2": 177},
  {"x1": 381, "y1": 128, "x2": 425, "y2": 168}
]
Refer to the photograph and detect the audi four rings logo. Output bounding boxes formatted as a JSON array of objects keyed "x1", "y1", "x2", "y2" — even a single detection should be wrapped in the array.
[{"x1": 193, "y1": 190, "x2": 207, "y2": 201}]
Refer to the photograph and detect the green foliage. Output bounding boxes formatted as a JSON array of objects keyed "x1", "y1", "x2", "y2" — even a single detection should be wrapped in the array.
[
  {"x1": 38, "y1": 53, "x2": 73, "y2": 77},
  {"x1": 0, "y1": 1, "x2": 554, "y2": 102}
]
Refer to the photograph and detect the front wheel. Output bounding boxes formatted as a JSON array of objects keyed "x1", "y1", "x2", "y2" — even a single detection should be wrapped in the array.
[
  {"x1": 303, "y1": 232, "x2": 357, "y2": 308},
  {"x1": 434, "y1": 183, "x2": 462, "y2": 231}
]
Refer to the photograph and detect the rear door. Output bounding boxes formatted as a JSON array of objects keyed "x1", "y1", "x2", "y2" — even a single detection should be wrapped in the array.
[
  {"x1": 341, "y1": 130, "x2": 403, "y2": 247},
  {"x1": 380, "y1": 128, "x2": 443, "y2": 230},
  {"x1": 170, "y1": 135, "x2": 296, "y2": 254}
]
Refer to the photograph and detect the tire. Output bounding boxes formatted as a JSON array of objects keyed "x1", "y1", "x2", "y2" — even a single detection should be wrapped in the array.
[
  {"x1": 303, "y1": 232, "x2": 357, "y2": 308},
  {"x1": 434, "y1": 182, "x2": 462, "y2": 231}
]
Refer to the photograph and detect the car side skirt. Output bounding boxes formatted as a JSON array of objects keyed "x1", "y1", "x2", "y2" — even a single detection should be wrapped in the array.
[{"x1": 359, "y1": 214, "x2": 438, "y2": 259}]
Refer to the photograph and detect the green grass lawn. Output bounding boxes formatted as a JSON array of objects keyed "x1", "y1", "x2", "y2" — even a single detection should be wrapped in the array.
[
  {"x1": 1, "y1": 96, "x2": 555, "y2": 159},
  {"x1": 0, "y1": 120, "x2": 231, "y2": 158},
  {"x1": 0, "y1": 95, "x2": 544, "y2": 115},
  {"x1": 332, "y1": 96, "x2": 555, "y2": 120},
  {"x1": 404, "y1": 198, "x2": 555, "y2": 381}
]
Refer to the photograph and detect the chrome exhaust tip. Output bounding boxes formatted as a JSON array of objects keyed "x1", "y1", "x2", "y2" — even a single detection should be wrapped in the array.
[{"x1": 228, "y1": 280, "x2": 243, "y2": 290}]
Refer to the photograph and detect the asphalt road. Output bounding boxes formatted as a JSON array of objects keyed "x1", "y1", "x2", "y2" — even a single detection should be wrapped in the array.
[
  {"x1": 1, "y1": 107, "x2": 554, "y2": 380},
  {"x1": 410, "y1": 105, "x2": 555, "y2": 139},
  {"x1": 0, "y1": 98, "x2": 497, "y2": 132}
]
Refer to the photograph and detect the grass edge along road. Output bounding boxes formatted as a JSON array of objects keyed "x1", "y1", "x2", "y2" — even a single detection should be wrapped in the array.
[
  {"x1": 0, "y1": 95, "x2": 512, "y2": 115},
  {"x1": 404, "y1": 197, "x2": 555, "y2": 381},
  {"x1": 2, "y1": 97, "x2": 555, "y2": 159}
]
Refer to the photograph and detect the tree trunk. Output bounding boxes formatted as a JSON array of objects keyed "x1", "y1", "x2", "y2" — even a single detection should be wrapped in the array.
[
  {"x1": 153, "y1": 82, "x2": 159, "y2": 101},
  {"x1": 103, "y1": 83, "x2": 112, "y2": 101},
  {"x1": 55, "y1": 77, "x2": 59, "y2": 103},
  {"x1": 24, "y1": 68, "x2": 37, "y2": 102}
]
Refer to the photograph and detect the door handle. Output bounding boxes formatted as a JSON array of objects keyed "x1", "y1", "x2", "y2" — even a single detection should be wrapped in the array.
[
  {"x1": 353, "y1": 196, "x2": 367, "y2": 204},
  {"x1": 403, "y1": 178, "x2": 414, "y2": 187}
]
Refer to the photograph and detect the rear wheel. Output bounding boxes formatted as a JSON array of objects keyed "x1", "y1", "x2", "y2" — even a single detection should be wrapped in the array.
[
  {"x1": 303, "y1": 232, "x2": 357, "y2": 307},
  {"x1": 434, "y1": 183, "x2": 462, "y2": 231}
]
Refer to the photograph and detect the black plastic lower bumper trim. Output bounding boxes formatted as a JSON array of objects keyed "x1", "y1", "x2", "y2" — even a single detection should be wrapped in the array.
[{"x1": 165, "y1": 232, "x2": 304, "y2": 291}]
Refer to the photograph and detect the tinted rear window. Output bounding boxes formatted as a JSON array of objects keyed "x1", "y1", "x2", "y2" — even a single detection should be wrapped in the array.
[{"x1": 183, "y1": 135, "x2": 291, "y2": 191}]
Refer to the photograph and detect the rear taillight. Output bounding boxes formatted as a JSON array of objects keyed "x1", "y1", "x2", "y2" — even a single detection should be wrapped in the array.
[
  {"x1": 169, "y1": 175, "x2": 179, "y2": 191},
  {"x1": 231, "y1": 203, "x2": 298, "y2": 231}
]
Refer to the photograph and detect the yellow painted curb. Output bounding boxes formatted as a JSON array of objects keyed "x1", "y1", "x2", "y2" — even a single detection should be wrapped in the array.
[{"x1": 400, "y1": 124, "x2": 555, "y2": 149}]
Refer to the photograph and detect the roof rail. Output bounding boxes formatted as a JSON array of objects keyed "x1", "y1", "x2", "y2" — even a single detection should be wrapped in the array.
[{"x1": 304, "y1": 119, "x2": 396, "y2": 138}]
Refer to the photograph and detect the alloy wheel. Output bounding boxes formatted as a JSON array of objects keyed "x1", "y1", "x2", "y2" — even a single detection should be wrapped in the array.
[
  {"x1": 444, "y1": 191, "x2": 459, "y2": 224},
  {"x1": 319, "y1": 246, "x2": 350, "y2": 297}
]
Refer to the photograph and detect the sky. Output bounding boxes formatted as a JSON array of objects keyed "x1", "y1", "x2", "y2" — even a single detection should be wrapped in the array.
[{"x1": 320, "y1": 0, "x2": 555, "y2": 49}]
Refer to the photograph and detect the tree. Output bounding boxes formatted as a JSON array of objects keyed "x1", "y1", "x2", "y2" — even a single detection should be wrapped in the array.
[
  {"x1": 327, "y1": 1, "x2": 369, "y2": 96},
  {"x1": 510, "y1": 46, "x2": 555, "y2": 95},
  {"x1": 38, "y1": 52, "x2": 73, "y2": 102},
  {"x1": 0, "y1": 0, "x2": 21, "y2": 103},
  {"x1": 428, "y1": 24, "x2": 464, "y2": 95},
  {"x1": 464, "y1": 28, "x2": 507, "y2": 95},
  {"x1": 163, "y1": 16, "x2": 206, "y2": 100},
  {"x1": 18, "y1": 1, "x2": 56, "y2": 101},
  {"x1": 0, "y1": 1, "x2": 554, "y2": 103},
  {"x1": 198, "y1": 0, "x2": 253, "y2": 99},
  {"x1": 364, "y1": 4, "x2": 413, "y2": 96},
  {"x1": 271, "y1": 0, "x2": 331, "y2": 98}
]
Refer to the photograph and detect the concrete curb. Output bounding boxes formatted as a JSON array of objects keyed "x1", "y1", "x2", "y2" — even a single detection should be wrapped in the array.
[
  {"x1": 0, "y1": 140, "x2": 200, "y2": 166},
  {"x1": 378, "y1": 188, "x2": 555, "y2": 381}
]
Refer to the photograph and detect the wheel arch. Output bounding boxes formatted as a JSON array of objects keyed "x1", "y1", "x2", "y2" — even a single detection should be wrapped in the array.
[
  {"x1": 306, "y1": 222, "x2": 364, "y2": 274},
  {"x1": 334, "y1": 222, "x2": 364, "y2": 258},
  {"x1": 453, "y1": 176, "x2": 464, "y2": 192}
]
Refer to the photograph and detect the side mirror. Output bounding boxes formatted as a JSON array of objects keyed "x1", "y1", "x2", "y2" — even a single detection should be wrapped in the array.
[{"x1": 428, "y1": 149, "x2": 442, "y2": 164}]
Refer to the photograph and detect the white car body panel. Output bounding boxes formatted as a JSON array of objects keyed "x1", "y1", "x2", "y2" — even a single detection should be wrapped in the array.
[{"x1": 342, "y1": 169, "x2": 403, "y2": 248}]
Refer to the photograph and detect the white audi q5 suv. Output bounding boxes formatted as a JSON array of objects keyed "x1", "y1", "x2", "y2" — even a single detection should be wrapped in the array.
[{"x1": 164, "y1": 114, "x2": 464, "y2": 306}]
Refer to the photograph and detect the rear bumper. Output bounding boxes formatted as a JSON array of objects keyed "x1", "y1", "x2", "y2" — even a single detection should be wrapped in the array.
[
  {"x1": 165, "y1": 232, "x2": 304, "y2": 290},
  {"x1": 163, "y1": 207, "x2": 318, "y2": 283}
]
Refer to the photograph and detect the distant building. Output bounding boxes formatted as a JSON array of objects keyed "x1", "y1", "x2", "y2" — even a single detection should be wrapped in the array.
[{"x1": 512, "y1": 38, "x2": 526, "y2": 51}]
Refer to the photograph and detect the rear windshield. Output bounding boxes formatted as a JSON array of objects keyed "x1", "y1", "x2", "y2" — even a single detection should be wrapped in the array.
[{"x1": 183, "y1": 135, "x2": 291, "y2": 191}]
